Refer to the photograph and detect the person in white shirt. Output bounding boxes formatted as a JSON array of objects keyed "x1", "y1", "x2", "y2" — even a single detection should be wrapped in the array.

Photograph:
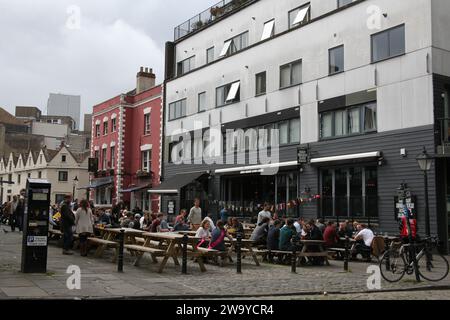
[
  {"x1": 257, "y1": 203, "x2": 272, "y2": 225},
  {"x1": 195, "y1": 219, "x2": 212, "y2": 248},
  {"x1": 293, "y1": 217, "x2": 307, "y2": 237},
  {"x1": 203, "y1": 214, "x2": 216, "y2": 232},
  {"x1": 354, "y1": 224, "x2": 374, "y2": 260}
]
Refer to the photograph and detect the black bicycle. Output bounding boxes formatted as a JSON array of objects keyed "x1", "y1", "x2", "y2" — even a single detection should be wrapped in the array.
[{"x1": 380, "y1": 236, "x2": 449, "y2": 282}]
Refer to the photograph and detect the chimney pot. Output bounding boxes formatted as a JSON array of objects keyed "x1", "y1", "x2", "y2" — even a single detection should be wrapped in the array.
[{"x1": 140, "y1": 67, "x2": 144, "y2": 72}]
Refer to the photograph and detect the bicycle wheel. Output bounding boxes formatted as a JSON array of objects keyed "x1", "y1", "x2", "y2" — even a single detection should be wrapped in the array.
[
  {"x1": 417, "y1": 250, "x2": 449, "y2": 282},
  {"x1": 379, "y1": 249, "x2": 406, "y2": 283}
]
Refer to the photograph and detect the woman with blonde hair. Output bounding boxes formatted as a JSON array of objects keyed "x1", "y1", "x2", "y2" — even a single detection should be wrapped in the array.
[{"x1": 75, "y1": 199, "x2": 95, "y2": 257}]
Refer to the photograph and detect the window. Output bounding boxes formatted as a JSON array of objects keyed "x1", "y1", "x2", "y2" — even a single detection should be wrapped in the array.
[
  {"x1": 280, "y1": 60, "x2": 302, "y2": 88},
  {"x1": 261, "y1": 19, "x2": 275, "y2": 41},
  {"x1": 337, "y1": 0, "x2": 353, "y2": 8},
  {"x1": 38, "y1": 171, "x2": 42, "y2": 179},
  {"x1": 85, "y1": 138, "x2": 90, "y2": 150},
  {"x1": 168, "y1": 99, "x2": 187, "y2": 121},
  {"x1": 62, "y1": 155, "x2": 67, "y2": 163},
  {"x1": 110, "y1": 146, "x2": 116, "y2": 168},
  {"x1": 255, "y1": 72, "x2": 267, "y2": 96},
  {"x1": 111, "y1": 118, "x2": 117, "y2": 132},
  {"x1": 371, "y1": 25, "x2": 405, "y2": 63},
  {"x1": 39, "y1": 155, "x2": 43, "y2": 164},
  {"x1": 55, "y1": 194, "x2": 65, "y2": 205},
  {"x1": 8, "y1": 174, "x2": 12, "y2": 182},
  {"x1": 102, "y1": 148, "x2": 107, "y2": 169},
  {"x1": 206, "y1": 47, "x2": 214, "y2": 64},
  {"x1": 289, "y1": 4, "x2": 310, "y2": 29},
  {"x1": 278, "y1": 118, "x2": 300, "y2": 145},
  {"x1": 144, "y1": 114, "x2": 151, "y2": 135},
  {"x1": 58, "y1": 171, "x2": 68, "y2": 182},
  {"x1": 177, "y1": 56, "x2": 195, "y2": 76},
  {"x1": 219, "y1": 32, "x2": 249, "y2": 57},
  {"x1": 103, "y1": 121, "x2": 108, "y2": 135},
  {"x1": 320, "y1": 102, "x2": 377, "y2": 139},
  {"x1": 320, "y1": 166, "x2": 378, "y2": 218},
  {"x1": 28, "y1": 173, "x2": 31, "y2": 178},
  {"x1": 17, "y1": 174, "x2": 21, "y2": 184},
  {"x1": 95, "y1": 124, "x2": 100, "y2": 137},
  {"x1": 329, "y1": 45, "x2": 344, "y2": 75},
  {"x1": 142, "y1": 150, "x2": 151, "y2": 172},
  {"x1": 94, "y1": 150, "x2": 99, "y2": 161},
  {"x1": 216, "y1": 81, "x2": 240, "y2": 107},
  {"x1": 198, "y1": 92, "x2": 207, "y2": 112}
]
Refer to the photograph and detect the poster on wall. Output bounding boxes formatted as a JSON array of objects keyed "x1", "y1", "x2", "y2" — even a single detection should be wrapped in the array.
[
  {"x1": 168, "y1": 201, "x2": 175, "y2": 215},
  {"x1": 394, "y1": 195, "x2": 417, "y2": 220}
]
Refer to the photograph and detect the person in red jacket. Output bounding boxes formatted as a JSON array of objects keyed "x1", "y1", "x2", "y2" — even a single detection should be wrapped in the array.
[
  {"x1": 399, "y1": 206, "x2": 418, "y2": 243},
  {"x1": 323, "y1": 221, "x2": 339, "y2": 248}
]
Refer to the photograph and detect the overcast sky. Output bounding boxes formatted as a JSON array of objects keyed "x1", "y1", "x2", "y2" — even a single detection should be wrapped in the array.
[{"x1": 0, "y1": 0, "x2": 217, "y2": 126}]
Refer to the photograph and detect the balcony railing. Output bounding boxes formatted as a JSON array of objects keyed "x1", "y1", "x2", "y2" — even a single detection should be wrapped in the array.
[
  {"x1": 437, "y1": 118, "x2": 450, "y2": 155},
  {"x1": 174, "y1": 0, "x2": 252, "y2": 41}
]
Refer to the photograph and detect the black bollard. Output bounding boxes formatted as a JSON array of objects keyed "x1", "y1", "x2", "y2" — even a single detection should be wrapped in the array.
[
  {"x1": 182, "y1": 234, "x2": 188, "y2": 274},
  {"x1": 118, "y1": 229, "x2": 125, "y2": 273},
  {"x1": 236, "y1": 232, "x2": 242, "y2": 274},
  {"x1": 291, "y1": 239, "x2": 297, "y2": 273},
  {"x1": 344, "y1": 236, "x2": 349, "y2": 272}
]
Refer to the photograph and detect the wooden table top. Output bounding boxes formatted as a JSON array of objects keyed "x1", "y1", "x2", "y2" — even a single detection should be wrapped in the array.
[
  {"x1": 142, "y1": 232, "x2": 199, "y2": 241},
  {"x1": 103, "y1": 228, "x2": 146, "y2": 235}
]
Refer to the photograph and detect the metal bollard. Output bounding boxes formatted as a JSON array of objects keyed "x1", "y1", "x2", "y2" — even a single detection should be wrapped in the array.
[
  {"x1": 182, "y1": 234, "x2": 188, "y2": 274},
  {"x1": 291, "y1": 239, "x2": 297, "y2": 273},
  {"x1": 344, "y1": 236, "x2": 349, "y2": 272},
  {"x1": 118, "y1": 229, "x2": 125, "y2": 273},
  {"x1": 236, "y1": 232, "x2": 242, "y2": 274}
]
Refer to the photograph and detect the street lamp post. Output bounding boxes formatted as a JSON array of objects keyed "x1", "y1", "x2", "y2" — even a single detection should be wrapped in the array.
[
  {"x1": 416, "y1": 147, "x2": 433, "y2": 237},
  {"x1": 72, "y1": 176, "x2": 79, "y2": 200}
]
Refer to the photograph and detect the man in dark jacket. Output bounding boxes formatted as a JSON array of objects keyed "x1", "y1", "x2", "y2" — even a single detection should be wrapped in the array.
[
  {"x1": 60, "y1": 195, "x2": 75, "y2": 255},
  {"x1": 305, "y1": 219, "x2": 324, "y2": 265}
]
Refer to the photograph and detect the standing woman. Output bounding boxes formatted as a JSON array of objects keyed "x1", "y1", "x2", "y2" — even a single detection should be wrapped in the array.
[{"x1": 75, "y1": 199, "x2": 95, "y2": 257}]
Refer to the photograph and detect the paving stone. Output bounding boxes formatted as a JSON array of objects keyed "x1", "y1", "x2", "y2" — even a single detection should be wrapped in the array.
[{"x1": 1, "y1": 287, "x2": 49, "y2": 297}]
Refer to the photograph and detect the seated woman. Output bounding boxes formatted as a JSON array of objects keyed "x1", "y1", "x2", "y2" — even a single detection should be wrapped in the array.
[
  {"x1": 209, "y1": 220, "x2": 233, "y2": 266},
  {"x1": 195, "y1": 219, "x2": 212, "y2": 248}
]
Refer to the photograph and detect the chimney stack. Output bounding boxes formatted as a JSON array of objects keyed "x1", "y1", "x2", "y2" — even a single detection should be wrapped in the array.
[{"x1": 136, "y1": 67, "x2": 156, "y2": 94}]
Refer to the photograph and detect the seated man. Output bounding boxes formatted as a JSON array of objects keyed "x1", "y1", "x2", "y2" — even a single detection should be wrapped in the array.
[
  {"x1": 279, "y1": 219, "x2": 296, "y2": 252},
  {"x1": 250, "y1": 217, "x2": 270, "y2": 246},
  {"x1": 354, "y1": 224, "x2": 374, "y2": 260},
  {"x1": 323, "y1": 221, "x2": 339, "y2": 248}
]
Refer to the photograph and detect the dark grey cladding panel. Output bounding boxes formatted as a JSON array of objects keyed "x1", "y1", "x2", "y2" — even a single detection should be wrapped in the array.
[
  {"x1": 298, "y1": 125, "x2": 438, "y2": 235},
  {"x1": 318, "y1": 89, "x2": 377, "y2": 113}
]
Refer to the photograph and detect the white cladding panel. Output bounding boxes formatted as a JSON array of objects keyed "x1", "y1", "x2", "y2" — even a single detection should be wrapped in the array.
[{"x1": 167, "y1": 0, "x2": 434, "y2": 143}]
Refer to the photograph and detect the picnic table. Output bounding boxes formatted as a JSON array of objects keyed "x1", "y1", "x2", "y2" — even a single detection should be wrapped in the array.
[
  {"x1": 142, "y1": 232, "x2": 216, "y2": 273},
  {"x1": 298, "y1": 240, "x2": 330, "y2": 266},
  {"x1": 226, "y1": 238, "x2": 261, "y2": 266}
]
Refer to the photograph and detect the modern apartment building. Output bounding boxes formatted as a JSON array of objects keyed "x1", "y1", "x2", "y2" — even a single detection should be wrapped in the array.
[{"x1": 158, "y1": 0, "x2": 450, "y2": 250}]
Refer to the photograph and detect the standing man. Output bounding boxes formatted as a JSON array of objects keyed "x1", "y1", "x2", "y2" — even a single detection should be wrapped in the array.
[
  {"x1": 257, "y1": 203, "x2": 272, "y2": 225},
  {"x1": 9, "y1": 196, "x2": 18, "y2": 232},
  {"x1": 187, "y1": 198, "x2": 202, "y2": 230},
  {"x1": 60, "y1": 195, "x2": 75, "y2": 255},
  {"x1": 15, "y1": 190, "x2": 26, "y2": 232}
]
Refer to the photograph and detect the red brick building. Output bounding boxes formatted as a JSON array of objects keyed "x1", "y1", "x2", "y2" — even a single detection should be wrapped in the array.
[{"x1": 90, "y1": 68, "x2": 162, "y2": 212}]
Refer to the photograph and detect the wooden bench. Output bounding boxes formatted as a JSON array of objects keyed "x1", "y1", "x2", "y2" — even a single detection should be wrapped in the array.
[
  {"x1": 88, "y1": 237, "x2": 118, "y2": 258},
  {"x1": 48, "y1": 229, "x2": 63, "y2": 239},
  {"x1": 124, "y1": 244, "x2": 166, "y2": 266},
  {"x1": 328, "y1": 247, "x2": 347, "y2": 260}
]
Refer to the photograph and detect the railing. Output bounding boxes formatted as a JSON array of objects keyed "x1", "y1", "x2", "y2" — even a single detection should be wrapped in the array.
[
  {"x1": 174, "y1": 0, "x2": 252, "y2": 41},
  {"x1": 437, "y1": 118, "x2": 450, "y2": 155}
]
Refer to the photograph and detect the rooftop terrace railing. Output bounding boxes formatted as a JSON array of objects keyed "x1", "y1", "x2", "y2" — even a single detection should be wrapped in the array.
[{"x1": 174, "y1": 0, "x2": 252, "y2": 41}]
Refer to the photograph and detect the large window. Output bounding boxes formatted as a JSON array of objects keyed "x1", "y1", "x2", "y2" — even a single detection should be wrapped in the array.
[
  {"x1": 320, "y1": 102, "x2": 377, "y2": 139},
  {"x1": 216, "y1": 81, "x2": 240, "y2": 107},
  {"x1": 288, "y1": 4, "x2": 310, "y2": 29},
  {"x1": 206, "y1": 47, "x2": 214, "y2": 64},
  {"x1": 58, "y1": 171, "x2": 68, "y2": 182},
  {"x1": 168, "y1": 99, "x2": 187, "y2": 121},
  {"x1": 371, "y1": 24, "x2": 405, "y2": 63},
  {"x1": 111, "y1": 118, "x2": 117, "y2": 132},
  {"x1": 103, "y1": 122, "x2": 108, "y2": 135},
  {"x1": 110, "y1": 146, "x2": 116, "y2": 168},
  {"x1": 177, "y1": 56, "x2": 195, "y2": 76},
  {"x1": 102, "y1": 148, "x2": 107, "y2": 169},
  {"x1": 320, "y1": 166, "x2": 378, "y2": 219},
  {"x1": 255, "y1": 72, "x2": 267, "y2": 96},
  {"x1": 198, "y1": 92, "x2": 207, "y2": 112},
  {"x1": 144, "y1": 113, "x2": 151, "y2": 135},
  {"x1": 277, "y1": 119, "x2": 300, "y2": 145},
  {"x1": 329, "y1": 45, "x2": 344, "y2": 75},
  {"x1": 142, "y1": 150, "x2": 151, "y2": 172},
  {"x1": 95, "y1": 124, "x2": 100, "y2": 137},
  {"x1": 219, "y1": 31, "x2": 249, "y2": 57},
  {"x1": 280, "y1": 60, "x2": 302, "y2": 88},
  {"x1": 337, "y1": 0, "x2": 353, "y2": 8}
]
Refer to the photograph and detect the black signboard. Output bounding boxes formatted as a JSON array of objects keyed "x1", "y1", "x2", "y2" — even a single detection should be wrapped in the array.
[
  {"x1": 297, "y1": 147, "x2": 309, "y2": 165},
  {"x1": 88, "y1": 157, "x2": 99, "y2": 173}
]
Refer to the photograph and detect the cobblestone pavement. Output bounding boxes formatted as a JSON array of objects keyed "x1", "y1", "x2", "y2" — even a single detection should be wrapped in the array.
[{"x1": 1, "y1": 228, "x2": 449, "y2": 299}]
